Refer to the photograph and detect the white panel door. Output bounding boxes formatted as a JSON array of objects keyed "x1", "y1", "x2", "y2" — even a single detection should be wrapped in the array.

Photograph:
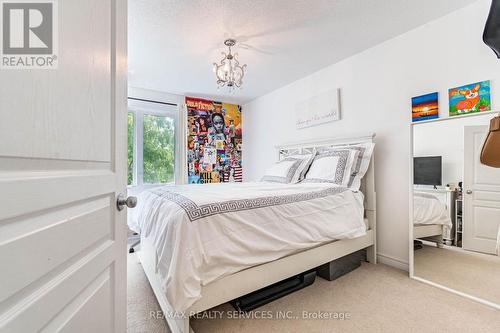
[
  {"x1": 463, "y1": 125, "x2": 500, "y2": 255},
  {"x1": 0, "y1": 0, "x2": 128, "y2": 332}
]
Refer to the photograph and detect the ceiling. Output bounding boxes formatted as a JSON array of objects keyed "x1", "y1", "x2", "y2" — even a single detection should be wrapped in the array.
[{"x1": 128, "y1": 0, "x2": 476, "y2": 104}]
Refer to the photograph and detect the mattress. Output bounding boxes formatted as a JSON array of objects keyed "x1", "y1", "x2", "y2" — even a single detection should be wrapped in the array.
[
  {"x1": 414, "y1": 192, "x2": 452, "y2": 239},
  {"x1": 128, "y1": 181, "x2": 366, "y2": 312},
  {"x1": 413, "y1": 192, "x2": 452, "y2": 226}
]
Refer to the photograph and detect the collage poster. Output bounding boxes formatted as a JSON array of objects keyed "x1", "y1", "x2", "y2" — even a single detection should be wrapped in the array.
[{"x1": 186, "y1": 97, "x2": 242, "y2": 184}]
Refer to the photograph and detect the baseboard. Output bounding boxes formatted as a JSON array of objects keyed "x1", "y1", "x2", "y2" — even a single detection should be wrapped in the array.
[{"x1": 377, "y1": 253, "x2": 409, "y2": 271}]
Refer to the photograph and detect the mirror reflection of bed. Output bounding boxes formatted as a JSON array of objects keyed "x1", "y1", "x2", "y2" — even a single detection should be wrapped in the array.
[{"x1": 412, "y1": 113, "x2": 500, "y2": 307}]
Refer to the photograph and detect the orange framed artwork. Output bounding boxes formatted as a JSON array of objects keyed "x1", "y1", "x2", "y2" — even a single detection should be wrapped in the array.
[{"x1": 412, "y1": 92, "x2": 439, "y2": 122}]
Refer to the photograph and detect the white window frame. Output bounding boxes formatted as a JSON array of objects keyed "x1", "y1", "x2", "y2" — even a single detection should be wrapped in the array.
[{"x1": 128, "y1": 97, "x2": 180, "y2": 187}]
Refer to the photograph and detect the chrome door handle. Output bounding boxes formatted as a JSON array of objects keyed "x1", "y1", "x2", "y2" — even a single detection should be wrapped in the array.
[
  {"x1": 117, "y1": 194, "x2": 137, "y2": 211},
  {"x1": 466, "y1": 190, "x2": 473, "y2": 194}
]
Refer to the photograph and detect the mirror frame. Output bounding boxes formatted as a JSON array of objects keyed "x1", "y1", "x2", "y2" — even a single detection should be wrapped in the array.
[{"x1": 409, "y1": 111, "x2": 500, "y2": 311}]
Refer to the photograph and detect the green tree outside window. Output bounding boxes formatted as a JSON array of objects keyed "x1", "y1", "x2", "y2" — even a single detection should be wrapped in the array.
[{"x1": 143, "y1": 115, "x2": 175, "y2": 184}]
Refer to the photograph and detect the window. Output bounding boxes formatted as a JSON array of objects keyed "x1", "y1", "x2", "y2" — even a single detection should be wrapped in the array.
[
  {"x1": 128, "y1": 98, "x2": 179, "y2": 186},
  {"x1": 127, "y1": 112, "x2": 134, "y2": 185},
  {"x1": 143, "y1": 114, "x2": 175, "y2": 183}
]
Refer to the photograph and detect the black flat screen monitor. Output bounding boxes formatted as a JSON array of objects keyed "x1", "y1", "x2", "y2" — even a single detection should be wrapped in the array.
[{"x1": 414, "y1": 156, "x2": 442, "y2": 186}]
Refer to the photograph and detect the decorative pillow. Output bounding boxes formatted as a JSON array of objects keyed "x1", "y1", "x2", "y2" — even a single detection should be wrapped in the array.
[
  {"x1": 334, "y1": 142, "x2": 375, "y2": 190},
  {"x1": 302, "y1": 149, "x2": 359, "y2": 186},
  {"x1": 284, "y1": 150, "x2": 316, "y2": 182},
  {"x1": 261, "y1": 153, "x2": 315, "y2": 184}
]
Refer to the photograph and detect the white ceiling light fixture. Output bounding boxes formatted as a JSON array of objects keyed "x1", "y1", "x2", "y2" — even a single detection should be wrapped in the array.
[{"x1": 213, "y1": 39, "x2": 247, "y2": 93}]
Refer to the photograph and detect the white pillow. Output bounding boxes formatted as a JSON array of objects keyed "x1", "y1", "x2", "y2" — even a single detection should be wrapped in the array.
[
  {"x1": 303, "y1": 149, "x2": 359, "y2": 186},
  {"x1": 261, "y1": 153, "x2": 314, "y2": 184},
  {"x1": 285, "y1": 150, "x2": 316, "y2": 182},
  {"x1": 333, "y1": 142, "x2": 375, "y2": 190}
]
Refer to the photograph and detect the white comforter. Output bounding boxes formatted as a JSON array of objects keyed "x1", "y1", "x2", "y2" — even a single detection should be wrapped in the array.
[
  {"x1": 128, "y1": 182, "x2": 366, "y2": 311},
  {"x1": 414, "y1": 192, "x2": 452, "y2": 235}
]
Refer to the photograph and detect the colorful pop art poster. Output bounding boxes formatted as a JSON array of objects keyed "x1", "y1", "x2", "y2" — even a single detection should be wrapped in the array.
[
  {"x1": 186, "y1": 97, "x2": 242, "y2": 184},
  {"x1": 449, "y1": 80, "x2": 491, "y2": 117},
  {"x1": 411, "y1": 92, "x2": 439, "y2": 122}
]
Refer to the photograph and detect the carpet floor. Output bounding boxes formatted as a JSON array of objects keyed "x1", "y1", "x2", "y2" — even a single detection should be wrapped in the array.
[
  {"x1": 127, "y1": 252, "x2": 500, "y2": 333},
  {"x1": 414, "y1": 244, "x2": 500, "y2": 306}
]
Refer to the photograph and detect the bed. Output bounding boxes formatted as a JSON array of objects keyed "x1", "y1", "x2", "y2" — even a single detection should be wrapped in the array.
[
  {"x1": 129, "y1": 134, "x2": 377, "y2": 333},
  {"x1": 413, "y1": 191, "x2": 453, "y2": 243}
]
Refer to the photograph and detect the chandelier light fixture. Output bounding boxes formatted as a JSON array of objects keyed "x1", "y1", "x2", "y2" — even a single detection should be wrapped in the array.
[{"x1": 213, "y1": 39, "x2": 247, "y2": 92}]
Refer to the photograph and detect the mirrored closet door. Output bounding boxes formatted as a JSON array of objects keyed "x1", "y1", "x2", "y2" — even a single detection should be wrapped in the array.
[{"x1": 411, "y1": 113, "x2": 500, "y2": 308}]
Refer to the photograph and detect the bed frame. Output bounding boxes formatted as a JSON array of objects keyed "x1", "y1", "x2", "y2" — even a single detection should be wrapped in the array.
[
  {"x1": 138, "y1": 133, "x2": 377, "y2": 333},
  {"x1": 414, "y1": 225, "x2": 445, "y2": 249},
  {"x1": 414, "y1": 225, "x2": 444, "y2": 239},
  {"x1": 413, "y1": 189, "x2": 453, "y2": 246}
]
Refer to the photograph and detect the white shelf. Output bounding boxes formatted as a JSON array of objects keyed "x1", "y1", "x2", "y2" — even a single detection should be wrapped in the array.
[
  {"x1": 411, "y1": 110, "x2": 499, "y2": 125},
  {"x1": 455, "y1": 194, "x2": 463, "y2": 247}
]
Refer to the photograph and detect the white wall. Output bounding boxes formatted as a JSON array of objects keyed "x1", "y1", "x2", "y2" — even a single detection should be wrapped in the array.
[
  {"x1": 413, "y1": 114, "x2": 492, "y2": 188},
  {"x1": 243, "y1": 0, "x2": 500, "y2": 270}
]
